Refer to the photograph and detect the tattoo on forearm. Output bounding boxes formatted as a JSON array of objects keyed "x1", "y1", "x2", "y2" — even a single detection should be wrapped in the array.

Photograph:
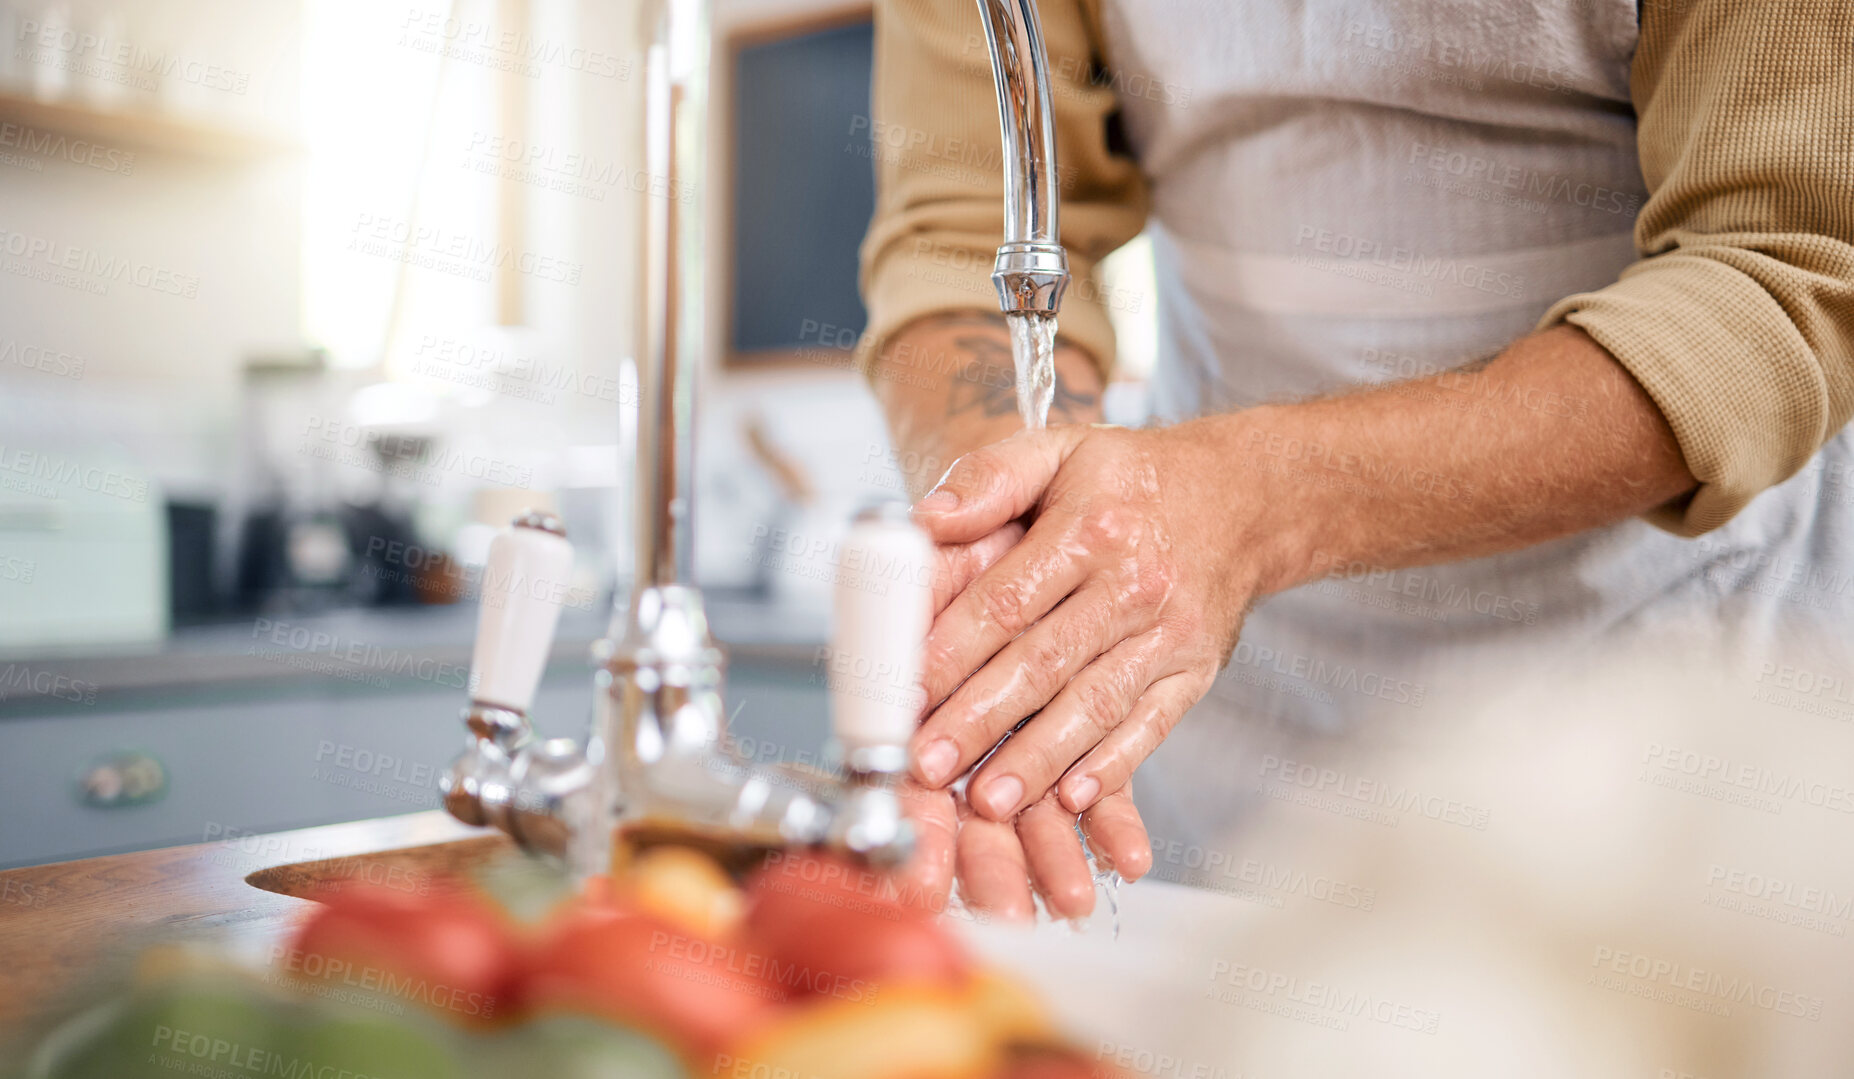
[
  {"x1": 943, "y1": 331, "x2": 1099, "y2": 422},
  {"x1": 946, "y1": 334, "x2": 1020, "y2": 419}
]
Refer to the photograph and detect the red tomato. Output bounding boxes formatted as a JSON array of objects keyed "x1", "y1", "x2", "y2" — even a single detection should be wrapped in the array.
[
  {"x1": 525, "y1": 904, "x2": 786, "y2": 1054},
  {"x1": 279, "y1": 881, "x2": 524, "y2": 1025},
  {"x1": 744, "y1": 852, "x2": 969, "y2": 996}
]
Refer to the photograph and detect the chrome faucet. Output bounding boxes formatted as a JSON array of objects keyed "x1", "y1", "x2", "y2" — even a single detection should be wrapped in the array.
[
  {"x1": 441, "y1": 0, "x2": 1068, "y2": 875},
  {"x1": 975, "y1": 0, "x2": 1070, "y2": 317},
  {"x1": 440, "y1": 502, "x2": 926, "y2": 871}
]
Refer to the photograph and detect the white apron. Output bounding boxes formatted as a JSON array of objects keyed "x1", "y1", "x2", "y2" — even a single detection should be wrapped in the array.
[{"x1": 1093, "y1": 0, "x2": 1854, "y2": 854}]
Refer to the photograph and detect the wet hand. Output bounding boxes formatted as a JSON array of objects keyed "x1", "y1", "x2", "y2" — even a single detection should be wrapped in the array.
[
  {"x1": 891, "y1": 507, "x2": 1153, "y2": 921},
  {"x1": 897, "y1": 779, "x2": 1152, "y2": 922},
  {"x1": 909, "y1": 423, "x2": 1271, "y2": 821}
]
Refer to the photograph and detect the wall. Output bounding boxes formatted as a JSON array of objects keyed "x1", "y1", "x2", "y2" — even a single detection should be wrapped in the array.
[{"x1": 0, "y1": 0, "x2": 303, "y2": 645}]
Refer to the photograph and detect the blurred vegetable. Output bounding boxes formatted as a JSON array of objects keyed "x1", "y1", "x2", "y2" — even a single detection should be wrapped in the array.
[
  {"x1": 744, "y1": 853, "x2": 969, "y2": 995},
  {"x1": 282, "y1": 881, "x2": 524, "y2": 1025},
  {"x1": 27, "y1": 975, "x2": 288, "y2": 1079},
  {"x1": 26, "y1": 844, "x2": 1090, "y2": 1079},
  {"x1": 293, "y1": 1009, "x2": 463, "y2": 1079},
  {"x1": 724, "y1": 983, "x2": 998, "y2": 1079},
  {"x1": 965, "y1": 970, "x2": 1054, "y2": 1044},
  {"x1": 623, "y1": 845, "x2": 748, "y2": 939},
  {"x1": 525, "y1": 904, "x2": 784, "y2": 1056},
  {"x1": 467, "y1": 1014, "x2": 687, "y2": 1079},
  {"x1": 24, "y1": 972, "x2": 463, "y2": 1079}
]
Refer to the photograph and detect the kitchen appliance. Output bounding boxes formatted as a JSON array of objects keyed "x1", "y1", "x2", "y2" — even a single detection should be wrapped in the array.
[{"x1": 0, "y1": 451, "x2": 166, "y2": 650}]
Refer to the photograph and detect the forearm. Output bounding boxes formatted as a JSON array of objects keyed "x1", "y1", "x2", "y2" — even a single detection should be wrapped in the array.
[
  {"x1": 869, "y1": 312, "x2": 1106, "y2": 498},
  {"x1": 1212, "y1": 324, "x2": 1699, "y2": 597}
]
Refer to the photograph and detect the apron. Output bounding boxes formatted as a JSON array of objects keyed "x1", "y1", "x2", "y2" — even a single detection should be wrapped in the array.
[{"x1": 1092, "y1": 0, "x2": 1854, "y2": 855}]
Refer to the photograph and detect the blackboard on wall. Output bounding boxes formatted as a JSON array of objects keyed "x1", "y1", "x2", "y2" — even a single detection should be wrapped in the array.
[{"x1": 727, "y1": 15, "x2": 876, "y2": 365}]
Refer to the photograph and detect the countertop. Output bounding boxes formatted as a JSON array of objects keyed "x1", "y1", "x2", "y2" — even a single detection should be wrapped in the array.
[
  {"x1": 0, "y1": 590, "x2": 828, "y2": 715},
  {"x1": 0, "y1": 811, "x2": 496, "y2": 1034}
]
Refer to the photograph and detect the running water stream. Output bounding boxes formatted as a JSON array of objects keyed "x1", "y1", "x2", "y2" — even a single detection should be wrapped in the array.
[
  {"x1": 1003, "y1": 312, "x2": 1127, "y2": 934},
  {"x1": 1005, "y1": 312, "x2": 1058, "y2": 431},
  {"x1": 1090, "y1": 852, "x2": 1123, "y2": 940}
]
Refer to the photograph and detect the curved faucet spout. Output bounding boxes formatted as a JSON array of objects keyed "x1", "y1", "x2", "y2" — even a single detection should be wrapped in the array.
[{"x1": 974, "y1": 0, "x2": 1070, "y2": 317}]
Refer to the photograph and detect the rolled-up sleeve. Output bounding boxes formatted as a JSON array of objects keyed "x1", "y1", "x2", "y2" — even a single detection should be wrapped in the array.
[
  {"x1": 1538, "y1": 0, "x2": 1854, "y2": 535},
  {"x1": 858, "y1": 0, "x2": 1148, "y2": 380}
]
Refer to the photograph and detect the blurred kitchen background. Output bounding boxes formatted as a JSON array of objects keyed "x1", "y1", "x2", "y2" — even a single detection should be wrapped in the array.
[{"x1": 0, "y1": 0, "x2": 1157, "y2": 867}]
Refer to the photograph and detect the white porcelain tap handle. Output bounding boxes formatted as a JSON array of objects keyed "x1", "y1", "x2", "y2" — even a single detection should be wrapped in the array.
[
  {"x1": 830, "y1": 502, "x2": 933, "y2": 759},
  {"x1": 469, "y1": 511, "x2": 574, "y2": 715}
]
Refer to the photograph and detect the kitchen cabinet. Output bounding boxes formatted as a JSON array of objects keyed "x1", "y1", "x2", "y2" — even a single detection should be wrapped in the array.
[{"x1": 0, "y1": 603, "x2": 833, "y2": 868}]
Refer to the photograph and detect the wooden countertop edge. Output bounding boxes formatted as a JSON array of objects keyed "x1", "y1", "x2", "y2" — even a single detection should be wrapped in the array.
[{"x1": 0, "y1": 811, "x2": 504, "y2": 1034}]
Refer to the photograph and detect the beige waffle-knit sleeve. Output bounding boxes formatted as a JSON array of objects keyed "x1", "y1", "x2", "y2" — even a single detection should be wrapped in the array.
[
  {"x1": 857, "y1": 0, "x2": 1148, "y2": 380},
  {"x1": 1538, "y1": 0, "x2": 1854, "y2": 535}
]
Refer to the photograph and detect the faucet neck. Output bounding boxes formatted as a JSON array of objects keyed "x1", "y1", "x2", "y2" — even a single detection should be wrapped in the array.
[{"x1": 975, "y1": 0, "x2": 1070, "y2": 317}]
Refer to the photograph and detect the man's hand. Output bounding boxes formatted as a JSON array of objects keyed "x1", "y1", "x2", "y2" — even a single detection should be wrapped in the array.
[
  {"x1": 896, "y1": 780, "x2": 1152, "y2": 922},
  {"x1": 899, "y1": 503, "x2": 1152, "y2": 920},
  {"x1": 868, "y1": 311, "x2": 1155, "y2": 919},
  {"x1": 909, "y1": 423, "x2": 1275, "y2": 821},
  {"x1": 906, "y1": 325, "x2": 1699, "y2": 824}
]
